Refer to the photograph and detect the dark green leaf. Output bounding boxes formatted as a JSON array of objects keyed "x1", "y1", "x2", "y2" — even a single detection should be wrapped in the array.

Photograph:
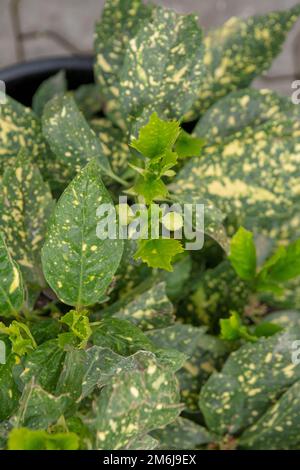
[
  {"x1": 32, "y1": 71, "x2": 67, "y2": 117},
  {"x1": 42, "y1": 159, "x2": 124, "y2": 307},
  {"x1": 120, "y1": 6, "x2": 204, "y2": 125},
  {"x1": 187, "y1": 5, "x2": 300, "y2": 120},
  {"x1": 0, "y1": 232, "x2": 24, "y2": 317},
  {"x1": 0, "y1": 151, "x2": 54, "y2": 288},
  {"x1": 94, "y1": 0, "x2": 152, "y2": 128}
]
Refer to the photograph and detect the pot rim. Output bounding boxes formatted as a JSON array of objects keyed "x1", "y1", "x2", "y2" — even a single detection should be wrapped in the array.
[{"x1": 0, "y1": 55, "x2": 93, "y2": 83}]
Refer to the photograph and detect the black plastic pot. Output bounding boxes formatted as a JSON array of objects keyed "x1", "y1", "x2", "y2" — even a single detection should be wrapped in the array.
[{"x1": 0, "y1": 55, "x2": 94, "y2": 106}]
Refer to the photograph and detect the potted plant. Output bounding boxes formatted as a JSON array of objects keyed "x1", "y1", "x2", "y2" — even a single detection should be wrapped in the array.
[{"x1": 1, "y1": 0, "x2": 300, "y2": 451}]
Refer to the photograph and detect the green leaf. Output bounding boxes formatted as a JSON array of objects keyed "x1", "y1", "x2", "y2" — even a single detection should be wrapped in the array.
[
  {"x1": 92, "y1": 318, "x2": 155, "y2": 356},
  {"x1": 199, "y1": 326, "x2": 300, "y2": 436},
  {"x1": 0, "y1": 151, "x2": 54, "y2": 289},
  {"x1": 32, "y1": 70, "x2": 67, "y2": 117},
  {"x1": 94, "y1": 0, "x2": 152, "y2": 128},
  {"x1": 18, "y1": 339, "x2": 65, "y2": 393},
  {"x1": 15, "y1": 380, "x2": 72, "y2": 429},
  {"x1": 73, "y1": 84, "x2": 102, "y2": 119},
  {"x1": 112, "y1": 281, "x2": 175, "y2": 330},
  {"x1": 0, "y1": 354, "x2": 21, "y2": 421},
  {"x1": 41, "y1": 159, "x2": 124, "y2": 307},
  {"x1": 194, "y1": 88, "x2": 300, "y2": 143},
  {"x1": 229, "y1": 227, "x2": 256, "y2": 281},
  {"x1": 0, "y1": 321, "x2": 37, "y2": 357},
  {"x1": 60, "y1": 310, "x2": 92, "y2": 349},
  {"x1": 89, "y1": 351, "x2": 181, "y2": 450},
  {"x1": 189, "y1": 260, "x2": 250, "y2": 330},
  {"x1": 152, "y1": 417, "x2": 213, "y2": 450},
  {"x1": 173, "y1": 119, "x2": 300, "y2": 239},
  {"x1": 0, "y1": 232, "x2": 24, "y2": 317},
  {"x1": 134, "y1": 174, "x2": 168, "y2": 204},
  {"x1": 148, "y1": 324, "x2": 228, "y2": 411},
  {"x1": 90, "y1": 118, "x2": 130, "y2": 175},
  {"x1": 134, "y1": 239, "x2": 184, "y2": 272},
  {"x1": 55, "y1": 348, "x2": 87, "y2": 402},
  {"x1": 187, "y1": 5, "x2": 300, "y2": 120},
  {"x1": 42, "y1": 94, "x2": 112, "y2": 182},
  {"x1": 8, "y1": 428, "x2": 79, "y2": 450},
  {"x1": 239, "y1": 381, "x2": 300, "y2": 450},
  {"x1": 259, "y1": 239, "x2": 300, "y2": 283},
  {"x1": 120, "y1": 6, "x2": 204, "y2": 124},
  {"x1": 174, "y1": 130, "x2": 205, "y2": 158},
  {"x1": 0, "y1": 96, "x2": 49, "y2": 173},
  {"x1": 253, "y1": 322, "x2": 283, "y2": 338},
  {"x1": 131, "y1": 113, "x2": 180, "y2": 158},
  {"x1": 220, "y1": 311, "x2": 257, "y2": 343}
]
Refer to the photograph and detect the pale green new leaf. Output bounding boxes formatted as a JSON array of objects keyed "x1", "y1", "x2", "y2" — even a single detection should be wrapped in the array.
[
  {"x1": 42, "y1": 159, "x2": 124, "y2": 307},
  {"x1": 42, "y1": 94, "x2": 111, "y2": 182},
  {"x1": 8, "y1": 428, "x2": 79, "y2": 450},
  {"x1": 0, "y1": 232, "x2": 24, "y2": 317},
  {"x1": 134, "y1": 238, "x2": 184, "y2": 272},
  {"x1": 259, "y1": 239, "x2": 300, "y2": 283},
  {"x1": 229, "y1": 227, "x2": 257, "y2": 281},
  {"x1": 174, "y1": 130, "x2": 205, "y2": 158},
  {"x1": 131, "y1": 113, "x2": 180, "y2": 158}
]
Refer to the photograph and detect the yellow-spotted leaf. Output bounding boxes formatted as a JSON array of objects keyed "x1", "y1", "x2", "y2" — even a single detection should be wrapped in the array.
[
  {"x1": 0, "y1": 96, "x2": 49, "y2": 173},
  {"x1": 187, "y1": 5, "x2": 300, "y2": 120},
  {"x1": 199, "y1": 326, "x2": 300, "y2": 437},
  {"x1": 134, "y1": 238, "x2": 184, "y2": 272},
  {"x1": 42, "y1": 94, "x2": 115, "y2": 185},
  {"x1": 89, "y1": 351, "x2": 181, "y2": 450},
  {"x1": 41, "y1": 159, "x2": 124, "y2": 308},
  {"x1": 0, "y1": 152, "x2": 54, "y2": 289},
  {"x1": 194, "y1": 88, "x2": 300, "y2": 143},
  {"x1": 172, "y1": 119, "x2": 300, "y2": 239},
  {"x1": 120, "y1": 6, "x2": 204, "y2": 124},
  {"x1": 0, "y1": 232, "x2": 24, "y2": 317},
  {"x1": 94, "y1": 0, "x2": 152, "y2": 128}
]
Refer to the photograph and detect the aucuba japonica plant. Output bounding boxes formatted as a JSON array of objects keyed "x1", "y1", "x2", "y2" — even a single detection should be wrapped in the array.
[{"x1": 1, "y1": 0, "x2": 300, "y2": 451}]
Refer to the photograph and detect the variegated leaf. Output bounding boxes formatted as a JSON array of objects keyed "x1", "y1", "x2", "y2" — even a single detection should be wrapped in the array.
[
  {"x1": 0, "y1": 232, "x2": 24, "y2": 317},
  {"x1": 41, "y1": 159, "x2": 124, "y2": 307},
  {"x1": 119, "y1": 6, "x2": 204, "y2": 128},
  {"x1": 0, "y1": 152, "x2": 54, "y2": 289},
  {"x1": 199, "y1": 326, "x2": 300, "y2": 436},
  {"x1": 94, "y1": 0, "x2": 152, "y2": 128},
  {"x1": 0, "y1": 96, "x2": 49, "y2": 173},
  {"x1": 89, "y1": 351, "x2": 181, "y2": 450},
  {"x1": 187, "y1": 5, "x2": 300, "y2": 120},
  {"x1": 194, "y1": 88, "x2": 300, "y2": 143}
]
